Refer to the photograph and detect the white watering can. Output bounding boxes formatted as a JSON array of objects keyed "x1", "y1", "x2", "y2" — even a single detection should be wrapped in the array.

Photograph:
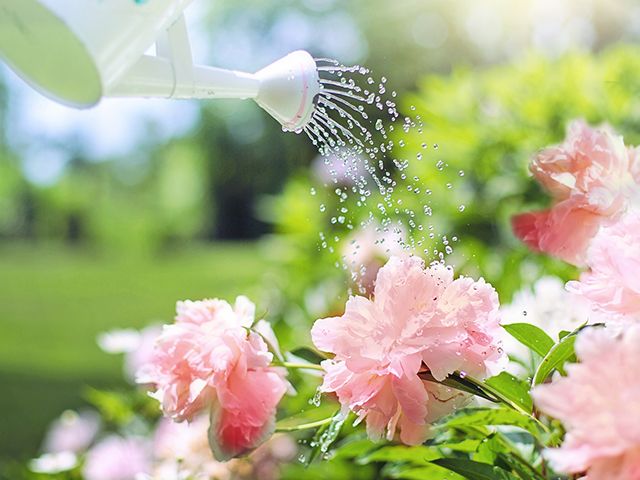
[{"x1": 0, "y1": 0, "x2": 321, "y2": 131}]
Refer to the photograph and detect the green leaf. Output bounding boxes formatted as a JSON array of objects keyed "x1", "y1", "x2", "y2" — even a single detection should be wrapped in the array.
[
  {"x1": 330, "y1": 437, "x2": 376, "y2": 460},
  {"x1": 385, "y1": 464, "x2": 464, "y2": 480},
  {"x1": 357, "y1": 445, "x2": 441, "y2": 465},
  {"x1": 532, "y1": 334, "x2": 577, "y2": 386},
  {"x1": 431, "y1": 458, "x2": 520, "y2": 480},
  {"x1": 438, "y1": 439, "x2": 482, "y2": 453},
  {"x1": 502, "y1": 323, "x2": 555, "y2": 357},
  {"x1": 484, "y1": 372, "x2": 533, "y2": 413},
  {"x1": 289, "y1": 346, "x2": 328, "y2": 364},
  {"x1": 472, "y1": 433, "x2": 501, "y2": 464},
  {"x1": 445, "y1": 407, "x2": 543, "y2": 438},
  {"x1": 420, "y1": 371, "x2": 498, "y2": 403},
  {"x1": 84, "y1": 388, "x2": 134, "y2": 425}
]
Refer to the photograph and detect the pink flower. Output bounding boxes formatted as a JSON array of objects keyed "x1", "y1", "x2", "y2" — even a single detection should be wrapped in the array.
[
  {"x1": 511, "y1": 199, "x2": 603, "y2": 265},
  {"x1": 567, "y1": 211, "x2": 640, "y2": 321},
  {"x1": 311, "y1": 255, "x2": 505, "y2": 445},
  {"x1": 153, "y1": 416, "x2": 231, "y2": 480},
  {"x1": 139, "y1": 296, "x2": 288, "y2": 461},
  {"x1": 83, "y1": 436, "x2": 151, "y2": 480},
  {"x1": 532, "y1": 325, "x2": 640, "y2": 479},
  {"x1": 42, "y1": 410, "x2": 100, "y2": 454},
  {"x1": 97, "y1": 326, "x2": 163, "y2": 382},
  {"x1": 512, "y1": 120, "x2": 635, "y2": 265}
]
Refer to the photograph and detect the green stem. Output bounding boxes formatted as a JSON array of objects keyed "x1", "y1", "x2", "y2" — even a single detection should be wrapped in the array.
[
  {"x1": 275, "y1": 416, "x2": 334, "y2": 432},
  {"x1": 280, "y1": 362, "x2": 325, "y2": 371}
]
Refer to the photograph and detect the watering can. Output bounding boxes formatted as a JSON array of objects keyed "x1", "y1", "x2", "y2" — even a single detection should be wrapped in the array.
[{"x1": 0, "y1": 0, "x2": 320, "y2": 131}]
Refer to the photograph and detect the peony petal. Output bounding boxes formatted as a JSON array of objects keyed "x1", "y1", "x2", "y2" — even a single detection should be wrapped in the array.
[{"x1": 208, "y1": 399, "x2": 275, "y2": 462}]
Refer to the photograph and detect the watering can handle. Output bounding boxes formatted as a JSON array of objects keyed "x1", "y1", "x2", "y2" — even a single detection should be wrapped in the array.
[{"x1": 156, "y1": 14, "x2": 194, "y2": 98}]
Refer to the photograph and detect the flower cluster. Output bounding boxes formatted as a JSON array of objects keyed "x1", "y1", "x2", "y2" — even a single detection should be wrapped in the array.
[
  {"x1": 138, "y1": 296, "x2": 289, "y2": 461},
  {"x1": 311, "y1": 255, "x2": 505, "y2": 445},
  {"x1": 511, "y1": 119, "x2": 640, "y2": 479},
  {"x1": 512, "y1": 120, "x2": 638, "y2": 265}
]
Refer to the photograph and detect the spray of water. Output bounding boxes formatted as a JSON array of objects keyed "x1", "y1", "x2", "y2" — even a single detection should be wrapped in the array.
[{"x1": 299, "y1": 57, "x2": 463, "y2": 293}]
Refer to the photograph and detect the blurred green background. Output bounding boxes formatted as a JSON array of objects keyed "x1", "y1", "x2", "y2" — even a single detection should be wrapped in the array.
[{"x1": 2, "y1": 0, "x2": 640, "y2": 468}]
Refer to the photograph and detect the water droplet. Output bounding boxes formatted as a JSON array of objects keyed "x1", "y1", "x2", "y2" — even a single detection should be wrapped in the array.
[
  {"x1": 309, "y1": 388, "x2": 322, "y2": 407},
  {"x1": 458, "y1": 204, "x2": 465, "y2": 212}
]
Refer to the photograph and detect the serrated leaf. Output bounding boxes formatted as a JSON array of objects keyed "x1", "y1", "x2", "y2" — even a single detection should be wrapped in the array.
[
  {"x1": 445, "y1": 407, "x2": 542, "y2": 438},
  {"x1": 432, "y1": 458, "x2": 520, "y2": 480},
  {"x1": 484, "y1": 372, "x2": 533, "y2": 413},
  {"x1": 502, "y1": 323, "x2": 555, "y2": 357},
  {"x1": 532, "y1": 335, "x2": 576, "y2": 386}
]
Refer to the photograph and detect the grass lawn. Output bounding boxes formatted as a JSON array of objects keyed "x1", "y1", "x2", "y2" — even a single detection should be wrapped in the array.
[{"x1": 0, "y1": 242, "x2": 267, "y2": 460}]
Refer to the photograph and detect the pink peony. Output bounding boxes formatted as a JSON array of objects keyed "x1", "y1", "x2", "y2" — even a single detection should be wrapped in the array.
[
  {"x1": 512, "y1": 120, "x2": 636, "y2": 265},
  {"x1": 311, "y1": 255, "x2": 505, "y2": 445},
  {"x1": 153, "y1": 416, "x2": 231, "y2": 480},
  {"x1": 98, "y1": 326, "x2": 163, "y2": 382},
  {"x1": 567, "y1": 211, "x2": 640, "y2": 321},
  {"x1": 83, "y1": 436, "x2": 151, "y2": 480},
  {"x1": 42, "y1": 410, "x2": 100, "y2": 454},
  {"x1": 139, "y1": 296, "x2": 289, "y2": 461},
  {"x1": 532, "y1": 325, "x2": 640, "y2": 479}
]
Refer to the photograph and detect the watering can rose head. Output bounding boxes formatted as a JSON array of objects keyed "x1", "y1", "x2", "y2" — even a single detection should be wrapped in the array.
[
  {"x1": 311, "y1": 255, "x2": 506, "y2": 445},
  {"x1": 137, "y1": 296, "x2": 289, "y2": 461}
]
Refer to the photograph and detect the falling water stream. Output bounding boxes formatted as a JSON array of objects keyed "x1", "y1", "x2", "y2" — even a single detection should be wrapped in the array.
[{"x1": 298, "y1": 58, "x2": 462, "y2": 293}]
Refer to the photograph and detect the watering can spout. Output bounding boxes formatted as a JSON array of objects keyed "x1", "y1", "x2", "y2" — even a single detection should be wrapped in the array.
[
  {"x1": 109, "y1": 55, "x2": 261, "y2": 101},
  {"x1": 110, "y1": 49, "x2": 320, "y2": 132}
]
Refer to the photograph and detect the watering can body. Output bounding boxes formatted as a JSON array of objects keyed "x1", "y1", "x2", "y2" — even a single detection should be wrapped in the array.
[
  {"x1": 0, "y1": 0, "x2": 194, "y2": 107},
  {"x1": 0, "y1": 0, "x2": 320, "y2": 130}
]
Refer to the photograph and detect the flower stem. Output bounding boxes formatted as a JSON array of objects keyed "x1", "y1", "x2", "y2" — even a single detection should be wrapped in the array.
[
  {"x1": 275, "y1": 416, "x2": 334, "y2": 432},
  {"x1": 281, "y1": 362, "x2": 325, "y2": 372}
]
